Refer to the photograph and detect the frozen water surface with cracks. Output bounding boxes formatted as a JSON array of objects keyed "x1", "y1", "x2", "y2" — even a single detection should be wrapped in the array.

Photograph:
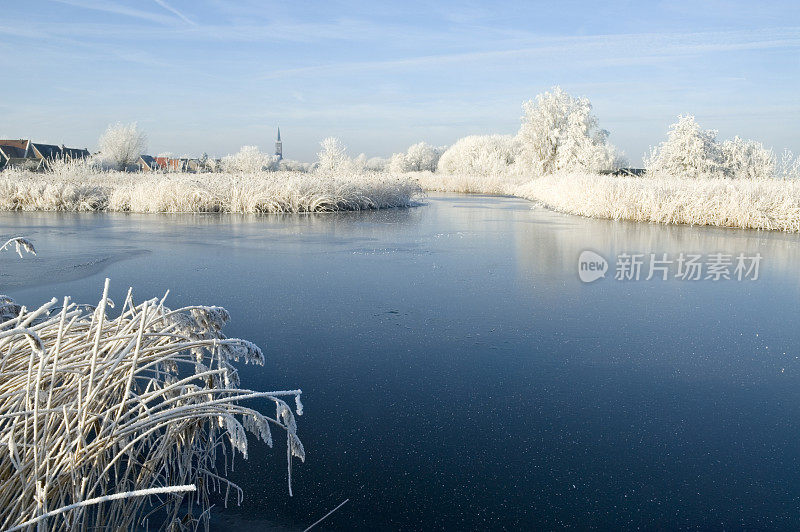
[{"x1": 3, "y1": 193, "x2": 800, "y2": 530}]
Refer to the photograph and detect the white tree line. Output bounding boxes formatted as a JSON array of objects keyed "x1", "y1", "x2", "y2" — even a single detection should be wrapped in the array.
[{"x1": 87, "y1": 87, "x2": 797, "y2": 180}]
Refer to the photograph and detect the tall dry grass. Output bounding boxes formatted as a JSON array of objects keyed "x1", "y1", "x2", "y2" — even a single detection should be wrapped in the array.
[
  {"x1": 413, "y1": 170, "x2": 527, "y2": 196},
  {"x1": 412, "y1": 170, "x2": 800, "y2": 232},
  {"x1": 0, "y1": 168, "x2": 421, "y2": 213},
  {"x1": 0, "y1": 278, "x2": 304, "y2": 531},
  {"x1": 516, "y1": 173, "x2": 800, "y2": 232}
]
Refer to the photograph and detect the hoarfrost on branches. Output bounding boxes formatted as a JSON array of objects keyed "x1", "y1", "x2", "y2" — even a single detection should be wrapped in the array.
[
  {"x1": 437, "y1": 135, "x2": 520, "y2": 176},
  {"x1": 645, "y1": 115, "x2": 777, "y2": 180},
  {"x1": 316, "y1": 137, "x2": 351, "y2": 173},
  {"x1": 221, "y1": 145, "x2": 277, "y2": 173},
  {"x1": 388, "y1": 142, "x2": 443, "y2": 173},
  {"x1": 516, "y1": 86, "x2": 619, "y2": 175},
  {"x1": 96, "y1": 122, "x2": 147, "y2": 171}
]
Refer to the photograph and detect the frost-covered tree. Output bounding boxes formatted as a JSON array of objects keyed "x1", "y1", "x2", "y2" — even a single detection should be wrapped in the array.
[
  {"x1": 204, "y1": 157, "x2": 220, "y2": 172},
  {"x1": 386, "y1": 152, "x2": 408, "y2": 173},
  {"x1": 198, "y1": 152, "x2": 210, "y2": 172},
  {"x1": 364, "y1": 156, "x2": 389, "y2": 172},
  {"x1": 352, "y1": 153, "x2": 368, "y2": 173},
  {"x1": 516, "y1": 87, "x2": 618, "y2": 175},
  {"x1": 388, "y1": 142, "x2": 443, "y2": 173},
  {"x1": 279, "y1": 159, "x2": 314, "y2": 172},
  {"x1": 646, "y1": 116, "x2": 776, "y2": 179},
  {"x1": 644, "y1": 115, "x2": 725, "y2": 178},
  {"x1": 720, "y1": 136, "x2": 774, "y2": 180},
  {"x1": 221, "y1": 146, "x2": 276, "y2": 173},
  {"x1": 776, "y1": 149, "x2": 800, "y2": 180},
  {"x1": 437, "y1": 135, "x2": 519, "y2": 176},
  {"x1": 316, "y1": 137, "x2": 351, "y2": 173},
  {"x1": 97, "y1": 122, "x2": 147, "y2": 171}
]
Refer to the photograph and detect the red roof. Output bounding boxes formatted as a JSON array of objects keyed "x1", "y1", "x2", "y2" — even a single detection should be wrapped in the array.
[{"x1": 0, "y1": 139, "x2": 30, "y2": 151}]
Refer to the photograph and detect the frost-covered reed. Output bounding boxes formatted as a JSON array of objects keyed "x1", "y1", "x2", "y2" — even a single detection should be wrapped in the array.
[
  {"x1": 0, "y1": 169, "x2": 420, "y2": 213},
  {"x1": 411, "y1": 170, "x2": 800, "y2": 231},
  {"x1": 516, "y1": 173, "x2": 800, "y2": 232},
  {"x1": 413, "y1": 170, "x2": 528, "y2": 196},
  {"x1": 0, "y1": 279, "x2": 304, "y2": 531}
]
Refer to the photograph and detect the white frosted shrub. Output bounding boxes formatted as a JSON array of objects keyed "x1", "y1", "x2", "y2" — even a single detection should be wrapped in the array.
[
  {"x1": 437, "y1": 135, "x2": 519, "y2": 176},
  {"x1": 646, "y1": 115, "x2": 779, "y2": 180},
  {"x1": 516, "y1": 87, "x2": 618, "y2": 175},
  {"x1": 365, "y1": 156, "x2": 389, "y2": 172},
  {"x1": 96, "y1": 122, "x2": 147, "y2": 171},
  {"x1": 386, "y1": 153, "x2": 407, "y2": 173},
  {"x1": 352, "y1": 153, "x2": 368, "y2": 173},
  {"x1": 645, "y1": 115, "x2": 726, "y2": 178},
  {"x1": 777, "y1": 150, "x2": 800, "y2": 180},
  {"x1": 316, "y1": 137, "x2": 351, "y2": 173},
  {"x1": 221, "y1": 146, "x2": 276, "y2": 173},
  {"x1": 721, "y1": 137, "x2": 775, "y2": 180},
  {"x1": 279, "y1": 159, "x2": 314, "y2": 172},
  {"x1": 47, "y1": 156, "x2": 96, "y2": 178},
  {"x1": 388, "y1": 142, "x2": 443, "y2": 173}
]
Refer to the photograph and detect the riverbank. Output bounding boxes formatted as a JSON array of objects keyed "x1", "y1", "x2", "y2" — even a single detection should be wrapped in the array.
[
  {"x1": 5, "y1": 167, "x2": 798, "y2": 232},
  {"x1": 414, "y1": 171, "x2": 800, "y2": 232},
  {"x1": 0, "y1": 170, "x2": 421, "y2": 213}
]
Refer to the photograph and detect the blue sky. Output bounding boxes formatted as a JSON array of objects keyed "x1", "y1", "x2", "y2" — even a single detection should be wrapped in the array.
[{"x1": 1, "y1": 1, "x2": 799, "y2": 164}]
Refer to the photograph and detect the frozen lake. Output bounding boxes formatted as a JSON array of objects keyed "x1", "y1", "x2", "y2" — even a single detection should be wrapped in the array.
[{"x1": 3, "y1": 193, "x2": 800, "y2": 529}]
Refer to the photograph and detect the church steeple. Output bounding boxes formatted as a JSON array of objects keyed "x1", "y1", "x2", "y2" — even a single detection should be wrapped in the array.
[{"x1": 275, "y1": 126, "x2": 282, "y2": 160}]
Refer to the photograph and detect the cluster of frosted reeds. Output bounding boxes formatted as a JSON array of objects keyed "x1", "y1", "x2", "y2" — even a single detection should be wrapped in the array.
[
  {"x1": 0, "y1": 279, "x2": 304, "y2": 531},
  {"x1": 0, "y1": 168, "x2": 421, "y2": 213},
  {"x1": 412, "y1": 170, "x2": 527, "y2": 196},
  {"x1": 515, "y1": 173, "x2": 800, "y2": 232}
]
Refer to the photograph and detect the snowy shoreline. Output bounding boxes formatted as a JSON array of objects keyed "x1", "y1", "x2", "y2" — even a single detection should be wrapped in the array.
[
  {"x1": 415, "y1": 171, "x2": 800, "y2": 232},
  {"x1": 0, "y1": 170, "x2": 421, "y2": 213},
  {"x1": 2, "y1": 166, "x2": 798, "y2": 232}
]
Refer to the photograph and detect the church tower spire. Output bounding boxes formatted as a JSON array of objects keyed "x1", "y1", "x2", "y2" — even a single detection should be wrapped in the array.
[{"x1": 275, "y1": 127, "x2": 282, "y2": 160}]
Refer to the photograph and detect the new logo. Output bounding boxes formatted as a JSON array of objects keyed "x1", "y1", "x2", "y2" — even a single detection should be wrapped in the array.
[{"x1": 578, "y1": 250, "x2": 608, "y2": 283}]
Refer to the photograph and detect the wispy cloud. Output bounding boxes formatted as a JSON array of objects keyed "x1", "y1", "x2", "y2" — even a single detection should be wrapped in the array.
[
  {"x1": 49, "y1": 0, "x2": 179, "y2": 25},
  {"x1": 152, "y1": 0, "x2": 196, "y2": 26},
  {"x1": 257, "y1": 27, "x2": 800, "y2": 80}
]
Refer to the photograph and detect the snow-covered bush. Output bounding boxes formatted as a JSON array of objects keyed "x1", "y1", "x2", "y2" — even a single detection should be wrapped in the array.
[
  {"x1": 221, "y1": 145, "x2": 277, "y2": 173},
  {"x1": 437, "y1": 135, "x2": 519, "y2": 176},
  {"x1": 96, "y1": 122, "x2": 147, "y2": 171},
  {"x1": 385, "y1": 153, "x2": 402, "y2": 173},
  {"x1": 721, "y1": 137, "x2": 774, "y2": 180},
  {"x1": 352, "y1": 153, "x2": 368, "y2": 173},
  {"x1": 516, "y1": 87, "x2": 618, "y2": 175},
  {"x1": 777, "y1": 150, "x2": 800, "y2": 180},
  {"x1": 644, "y1": 116, "x2": 726, "y2": 178},
  {"x1": 279, "y1": 159, "x2": 314, "y2": 172},
  {"x1": 197, "y1": 152, "x2": 214, "y2": 172},
  {"x1": 316, "y1": 137, "x2": 353, "y2": 173},
  {"x1": 201, "y1": 158, "x2": 220, "y2": 172},
  {"x1": 646, "y1": 115, "x2": 777, "y2": 179},
  {"x1": 388, "y1": 142, "x2": 443, "y2": 173},
  {"x1": 365, "y1": 156, "x2": 389, "y2": 172},
  {"x1": 47, "y1": 155, "x2": 95, "y2": 178}
]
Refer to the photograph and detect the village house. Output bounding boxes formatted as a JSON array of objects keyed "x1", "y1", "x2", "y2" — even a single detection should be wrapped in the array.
[
  {"x1": 0, "y1": 139, "x2": 90, "y2": 171},
  {"x1": 138, "y1": 155, "x2": 213, "y2": 173},
  {"x1": 137, "y1": 155, "x2": 159, "y2": 172},
  {"x1": 3, "y1": 127, "x2": 281, "y2": 173}
]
